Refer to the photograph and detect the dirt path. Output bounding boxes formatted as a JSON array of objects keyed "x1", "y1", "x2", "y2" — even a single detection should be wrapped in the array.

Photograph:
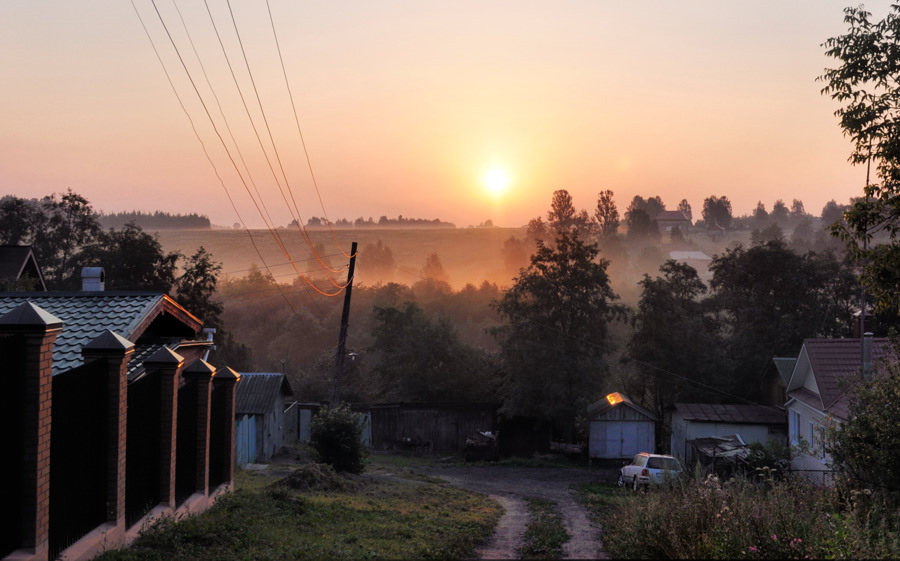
[{"x1": 414, "y1": 466, "x2": 611, "y2": 560}]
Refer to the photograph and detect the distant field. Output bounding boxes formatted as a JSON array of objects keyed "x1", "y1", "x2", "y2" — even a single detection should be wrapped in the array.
[{"x1": 156, "y1": 227, "x2": 528, "y2": 289}]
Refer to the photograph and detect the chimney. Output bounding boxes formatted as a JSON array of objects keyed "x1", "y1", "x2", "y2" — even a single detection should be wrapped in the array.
[
  {"x1": 863, "y1": 332, "x2": 873, "y2": 381},
  {"x1": 82, "y1": 267, "x2": 105, "y2": 291}
]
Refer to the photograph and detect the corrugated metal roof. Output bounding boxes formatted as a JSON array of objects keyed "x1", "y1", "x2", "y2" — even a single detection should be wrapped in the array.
[
  {"x1": 235, "y1": 372, "x2": 293, "y2": 415},
  {"x1": 673, "y1": 402, "x2": 785, "y2": 425}
]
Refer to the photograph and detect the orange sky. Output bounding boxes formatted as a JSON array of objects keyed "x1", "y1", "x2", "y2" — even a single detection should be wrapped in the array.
[{"x1": 0, "y1": 1, "x2": 888, "y2": 229}]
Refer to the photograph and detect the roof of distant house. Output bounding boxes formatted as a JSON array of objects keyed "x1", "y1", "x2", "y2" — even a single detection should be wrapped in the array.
[
  {"x1": 235, "y1": 372, "x2": 294, "y2": 415},
  {"x1": 668, "y1": 250, "x2": 712, "y2": 261},
  {"x1": 0, "y1": 292, "x2": 202, "y2": 376},
  {"x1": 0, "y1": 245, "x2": 46, "y2": 290},
  {"x1": 587, "y1": 392, "x2": 657, "y2": 421},
  {"x1": 771, "y1": 357, "x2": 797, "y2": 385},
  {"x1": 789, "y1": 337, "x2": 893, "y2": 419},
  {"x1": 673, "y1": 402, "x2": 785, "y2": 425}
]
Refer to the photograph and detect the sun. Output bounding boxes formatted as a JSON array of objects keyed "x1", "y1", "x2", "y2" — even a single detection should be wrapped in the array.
[{"x1": 482, "y1": 167, "x2": 510, "y2": 198}]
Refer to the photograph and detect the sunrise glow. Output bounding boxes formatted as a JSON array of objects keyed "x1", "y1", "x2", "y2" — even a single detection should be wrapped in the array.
[{"x1": 483, "y1": 167, "x2": 510, "y2": 199}]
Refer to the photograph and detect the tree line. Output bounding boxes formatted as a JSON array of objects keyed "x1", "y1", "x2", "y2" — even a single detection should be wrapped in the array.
[{"x1": 98, "y1": 210, "x2": 211, "y2": 230}]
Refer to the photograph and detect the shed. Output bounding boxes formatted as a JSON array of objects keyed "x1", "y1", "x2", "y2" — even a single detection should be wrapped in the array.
[
  {"x1": 670, "y1": 402, "x2": 787, "y2": 465},
  {"x1": 587, "y1": 393, "x2": 657, "y2": 459},
  {"x1": 235, "y1": 372, "x2": 294, "y2": 464}
]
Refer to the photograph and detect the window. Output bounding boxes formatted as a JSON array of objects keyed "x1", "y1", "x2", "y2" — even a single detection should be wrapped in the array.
[
  {"x1": 790, "y1": 410, "x2": 800, "y2": 444},
  {"x1": 809, "y1": 421, "x2": 816, "y2": 455}
]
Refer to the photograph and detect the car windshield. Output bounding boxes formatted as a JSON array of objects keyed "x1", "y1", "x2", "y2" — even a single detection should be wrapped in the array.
[{"x1": 647, "y1": 457, "x2": 680, "y2": 471}]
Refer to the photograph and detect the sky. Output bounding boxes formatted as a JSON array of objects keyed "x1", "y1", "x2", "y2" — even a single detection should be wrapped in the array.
[{"x1": 0, "y1": 1, "x2": 892, "y2": 229}]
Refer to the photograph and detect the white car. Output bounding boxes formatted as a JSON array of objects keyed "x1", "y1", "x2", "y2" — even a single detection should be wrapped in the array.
[{"x1": 618, "y1": 452, "x2": 682, "y2": 489}]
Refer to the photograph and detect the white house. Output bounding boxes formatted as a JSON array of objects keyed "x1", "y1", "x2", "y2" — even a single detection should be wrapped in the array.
[
  {"x1": 785, "y1": 335, "x2": 889, "y2": 485},
  {"x1": 587, "y1": 393, "x2": 656, "y2": 460}
]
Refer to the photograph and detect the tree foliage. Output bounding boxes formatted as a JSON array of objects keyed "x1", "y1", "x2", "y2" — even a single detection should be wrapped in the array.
[
  {"x1": 80, "y1": 223, "x2": 180, "y2": 291},
  {"x1": 625, "y1": 260, "x2": 726, "y2": 424},
  {"x1": 492, "y1": 230, "x2": 625, "y2": 436},
  {"x1": 820, "y1": 5, "x2": 900, "y2": 314},
  {"x1": 707, "y1": 240, "x2": 857, "y2": 396},
  {"x1": 827, "y1": 341, "x2": 900, "y2": 501},
  {"x1": 702, "y1": 195, "x2": 733, "y2": 228},
  {"x1": 176, "y1": 246, "x2": 223, "y2": 327},
  {"x1": 369, "y1": 302, "x2": 493, "y2": 402},
  {"x1": 594, "y1": 190, "x2": 620, "y2": 239}
]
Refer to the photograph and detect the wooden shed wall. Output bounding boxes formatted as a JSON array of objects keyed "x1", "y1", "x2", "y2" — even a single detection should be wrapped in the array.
[{"x1": 367, "y1": 404, "x2": 496, "y2": 452}]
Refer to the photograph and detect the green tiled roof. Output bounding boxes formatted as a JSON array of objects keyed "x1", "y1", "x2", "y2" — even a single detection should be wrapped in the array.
[{"x1": 0, "y1": 292, "x2": 164, "y2": 375}]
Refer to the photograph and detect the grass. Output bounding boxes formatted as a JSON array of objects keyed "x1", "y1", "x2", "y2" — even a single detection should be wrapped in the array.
[
  {"x1": 519, "y1": 497, "x2": 568, "y2": 560},
  {"x1": 577, "y1": 472, "x2": 900, "y2": 559},
  {"x1": 96, "y1": 460, "x2": 501, "y2": 561}
]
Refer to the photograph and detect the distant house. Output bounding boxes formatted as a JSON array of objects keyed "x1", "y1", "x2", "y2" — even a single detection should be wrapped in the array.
[
  {"x1": 785, "y1": 335, "x2": 891, "y2": 485},
  {"x1": 587, "y1": 393, "x2": 656, "y2": 460},
  {"x1": 0, "y1": 245, "x2": 47, "y2": 291},
  {"x1": 670, "y1": 403, "x2": 786, "y2": 466},
  {"x1": 668, "y1": 250, "x2": 713, "y2": 283},
  {"x1": 0, "y1": 273, "x2": 240, "y2": 561},
  {"x1": 234, "y1": 372, "x2": 295, "y2": 465},
  {"x1": 655, "y1": 210, "x2": 692, "y2": 234}
]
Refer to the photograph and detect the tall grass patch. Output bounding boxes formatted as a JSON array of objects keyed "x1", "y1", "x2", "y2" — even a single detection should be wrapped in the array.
[{"x1": 582, "y1": 473, "x2": 900, "y2": 559}]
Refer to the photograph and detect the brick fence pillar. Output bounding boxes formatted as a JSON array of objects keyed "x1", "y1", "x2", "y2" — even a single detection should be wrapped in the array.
[
  {"x1": 183, "y1": 360, "x2": 215, "y2": 497},
  {"x1": 0, "y1": 302, "x2": 63, "y2": 561},
  {"x1": 142, "y1": 347, "x2": 185, "y2": 508},
  {"x1": 82, "y1": 330, "x2": 134, "y2": 530},
  {"x1": 211, "y1": 367, "x2": 241, "y2": 488}
]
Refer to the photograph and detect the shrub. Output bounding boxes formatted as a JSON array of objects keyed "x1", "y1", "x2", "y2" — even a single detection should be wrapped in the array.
[{"x1": 310, "y1": 403, "x2": 368, "y2": 473}]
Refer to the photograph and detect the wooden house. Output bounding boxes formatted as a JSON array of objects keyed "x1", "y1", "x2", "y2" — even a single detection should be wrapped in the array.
[{"x1": 234, "y1": 372, "x2": 295, "y2": 465}]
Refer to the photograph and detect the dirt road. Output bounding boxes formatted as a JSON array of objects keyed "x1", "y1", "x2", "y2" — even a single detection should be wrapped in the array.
[{"x1": 413, "y1": 465, "x2": 611, "y2": 560}]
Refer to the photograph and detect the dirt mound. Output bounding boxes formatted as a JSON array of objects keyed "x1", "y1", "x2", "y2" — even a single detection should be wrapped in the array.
[{"x1": 269, "y1": 463, "x2": 362, "y2": 492}]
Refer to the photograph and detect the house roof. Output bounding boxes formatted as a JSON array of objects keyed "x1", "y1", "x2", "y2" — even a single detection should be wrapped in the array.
[
  {"x1": 0, "y1": 246, "x2": 46, "y2": 290},
  {"x1": 772, "y1": 357, "x2": 797, "y2": 385},
  {"x1": 235, "y1": 372, "x2": 294, "y2": 415},
  {"x1": 668, "y1": 251, "x2": 712, "y2": 261},
  {"x1": 0, "y1": 292, "x2": 203, "y2": 376},
  {"x1": 587, "y1": 392, "x2": 657, "y2": 421},
  {"x1": 673, "y1": 402, "x2": 785, "y2": 425},
  {"x1": 655, "y1": 210, "x2": 691, "y2": 223},
  {"x1": 788, "y1": 337, "x2": 892, "y2": 420}
]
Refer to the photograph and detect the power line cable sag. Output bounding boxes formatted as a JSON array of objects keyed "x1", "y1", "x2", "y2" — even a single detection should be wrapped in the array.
[
  {"x1": 143, "y1": 0, "x2": 347, "y2": 297},
  {"x1": 131, "y1": 0, "x2": 310, "y2": 319}
]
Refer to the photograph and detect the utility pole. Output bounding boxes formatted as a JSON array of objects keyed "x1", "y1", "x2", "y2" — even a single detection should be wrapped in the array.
[{"x1": 330, "y1": 241, "x2": 357, "y2": 405}]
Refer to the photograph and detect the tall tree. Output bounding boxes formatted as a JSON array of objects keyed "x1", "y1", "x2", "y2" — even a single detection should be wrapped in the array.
[
  {"x1": 625, "y1": 208, "x2": 660, "y2": 241},
  {"x1": 548, "y1": 189, "x2": 592, "y2": 238},
  {"x1": 820, "y1": 5, "x2": 900, "y2": 313},
  {"x1": 492, "y1": 230, "x2": 625, "y2": 438},
  {"x1": 594, "y1": 190, "x2": 620, "y2": 239},
  {"x1": 176, "y1": 246, "x2": 223, "y2": 327},
  {"x1": 708, "y1": 241, "x2": 857, "y2": 396},
  {"x1": 771, "y1": 199, "x2": 790, "y2": 226},
  {"x1": 625, "y1": 260, "x2": 725, "y2": 435},
  {"x1": 80, "y1": 222, "x2": 180, "y2": 291},
  {"x1": 701, "y1": 195, "x2": 733, "y2": 228}
]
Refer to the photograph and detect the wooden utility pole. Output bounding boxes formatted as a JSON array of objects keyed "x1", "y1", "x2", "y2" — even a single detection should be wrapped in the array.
[{"x1": 330, "y1": 241, "x2": 357, "y2": 405}]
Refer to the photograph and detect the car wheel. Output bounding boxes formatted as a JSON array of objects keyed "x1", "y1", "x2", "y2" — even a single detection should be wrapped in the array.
[
  {"x1": 616, "y1": 473, "x2": 624, "y2": 487},
  {"x1": 632, "y1": 476, "x2": 639, "y2": 491}
]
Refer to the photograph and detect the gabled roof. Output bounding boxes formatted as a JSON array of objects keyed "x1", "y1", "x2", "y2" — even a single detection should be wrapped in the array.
[
  {"x1": 787, "y1": 337, "x2": 892, "y2": 420},
  {"x1": 655, "y1": 210, "x2": 691, "y2": 223},
  {"x1": 0, "y1": 292, "x2": 203, "y2": 375},
  {"x1": 235, "y1": 372, "x2": 294, "y2": 415},
  {"x1": 674, "y1": 402, "x2": 785, "y2": 425},
  {"x1": 0, "y1": 246, "x2": 46, "y2": 290},
  {"x1": 587, "y1": 392, "x2": 657, "y2": 421},
  {"x1": 772, "y1": 357, "x2": 797, "y2": 385}
]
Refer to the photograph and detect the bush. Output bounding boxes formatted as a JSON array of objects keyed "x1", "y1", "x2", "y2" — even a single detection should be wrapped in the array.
[{"x1": 310, "y1": 403, "x2": 368, "y2": 473}]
